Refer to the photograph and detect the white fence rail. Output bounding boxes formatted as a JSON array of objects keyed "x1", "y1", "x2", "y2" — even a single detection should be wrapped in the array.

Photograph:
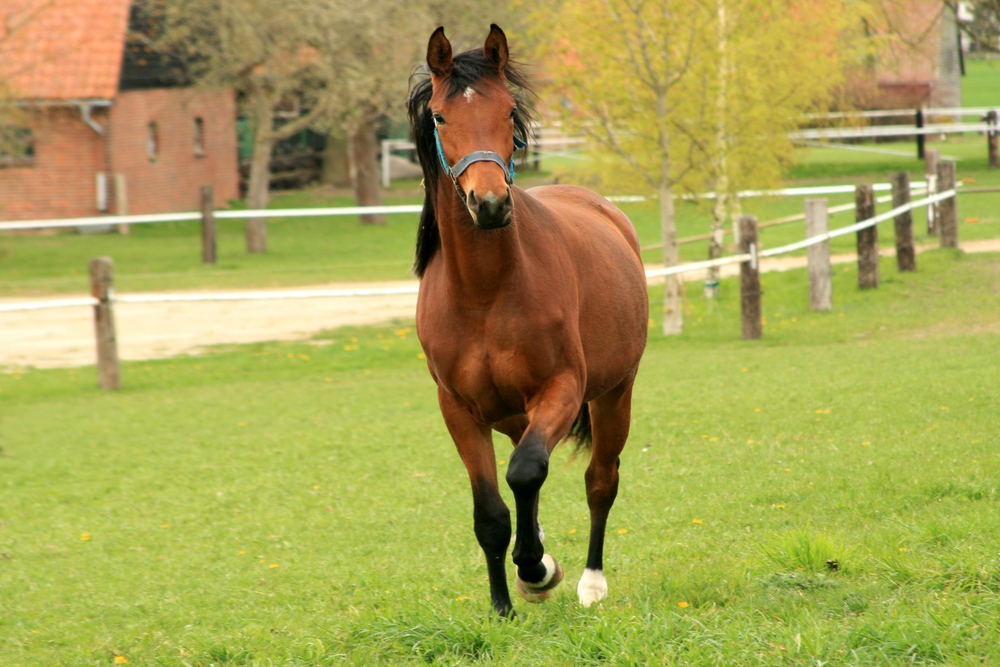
[
  {"x1": 790, "y1": 122, "x2": 993, "y2": 141},
  {"x1": 646, "y1": 188, "x2": 956, "y2": 279},
  {"x1": 1, "y1": 182, "x2": 931, "y2": 232},
  {"x1": 0, "y1": 187, "x2": 958, "y2": 313},
  {"x1": 805, "y1": 106, "x2": 1000, "y2": 120},
  {"x1": 0, "y1": 205, "x2": 424, "y2": 232}
]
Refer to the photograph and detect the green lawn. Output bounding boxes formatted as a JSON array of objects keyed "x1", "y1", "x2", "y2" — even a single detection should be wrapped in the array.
[
  {"x1": 961, "y1": 57, "x2": 1000, "y2": 108},
  {"x1": 2, "y1": 249, "x2": 999, "y2": 665},
  {"x1": 3, "y1": 66, "x2": 1000, "y2": 665}
]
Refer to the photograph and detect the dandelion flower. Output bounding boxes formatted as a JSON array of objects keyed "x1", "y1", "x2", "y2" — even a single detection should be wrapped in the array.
[
  {"x1": 160, "y1": 524, "x2": 169, "y2": 529},
  {"x1": 417, "y1": 353, "x2": 426, "y2": 359},
  {"x1": 114, "y1": 657, "x2": 128, "y2": 664},
  {"x1": 692, "y1": 519, "x2": 702, "y2": 524},
  {"x1": 618, "y1": 528, "x2": 628, "y2": 534},
  {"x1": 678, "y1": 601, "x2": 690, "y2": 608},
  {"x1": 456, "y1": 596, "x2": 470, "y2": 601},
  {"x1": 269, "y1": 564, "x2": 279, "y2": 568},
  {"x1": 80, "y1": 533, "x2": 91, "y2": 541}
]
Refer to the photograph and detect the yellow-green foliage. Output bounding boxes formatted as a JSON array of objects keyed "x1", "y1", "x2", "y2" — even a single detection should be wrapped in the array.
[{"x1": 530, "y1": 0, "x2": 862, "y2": 195}]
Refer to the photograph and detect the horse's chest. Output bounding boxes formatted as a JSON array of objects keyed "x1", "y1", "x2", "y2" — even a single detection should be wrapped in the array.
[
  {"x1": 450, "y1": 339, "x2": 538, "y2": 408},
  {"x1": 421, "y1": 319, "x2": 560, "y2": 421}
]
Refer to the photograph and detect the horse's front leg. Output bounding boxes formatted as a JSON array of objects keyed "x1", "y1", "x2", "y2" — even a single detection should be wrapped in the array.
[
  {"x1": 439, "y1": 389, "x2": 514, "y2": 618},
  {"x1": 505, "y1": 376, "x2": 580, "y2": 602}
]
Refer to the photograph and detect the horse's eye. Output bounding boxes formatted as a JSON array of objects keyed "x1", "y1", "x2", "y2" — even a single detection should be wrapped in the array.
[
  {"x1": 509, "y1": 108, "x2": 517, "y2": 120},
  {"x1": 432, "y1": 113, "x2": 445, "y2": 125}
]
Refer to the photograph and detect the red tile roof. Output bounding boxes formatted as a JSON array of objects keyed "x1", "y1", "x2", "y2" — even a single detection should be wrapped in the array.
[{"x1": 0, "y1": 0, "x2": 131, "y2": 100}]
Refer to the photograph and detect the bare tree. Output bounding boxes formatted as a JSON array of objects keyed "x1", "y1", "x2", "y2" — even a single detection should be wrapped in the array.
[
  {"x1": 323, "y1": 0, "x2": 511, "y2": 225},
  {"x1": 945, "y1": 0, "x2": 999, "y2": 53},
  {"x1": 161, "y1": 0, "x2": 349, "y2": 252}
]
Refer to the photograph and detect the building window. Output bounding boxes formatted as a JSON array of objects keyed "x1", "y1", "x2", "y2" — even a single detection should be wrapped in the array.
[
  {"x1": 0, "y1": 126, "x2": 35, "y2": 167},
  {"x1": 147, "y1": 121, "x2": 159, "y2": 161},
  {"x1": 193, "y1": 117, "x2": 205, "y2": 156}
]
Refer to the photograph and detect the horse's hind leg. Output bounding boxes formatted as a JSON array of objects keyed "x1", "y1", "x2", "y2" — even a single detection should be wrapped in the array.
[
  {"x1": 438, "y1": 389, "x2": 514, "y2": 618},
  {"x1": 578, "y1": 379, "x2": 635, "y2": 607}
]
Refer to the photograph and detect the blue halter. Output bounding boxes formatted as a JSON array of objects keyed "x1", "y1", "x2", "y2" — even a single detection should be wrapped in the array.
[{"x1": 434, "y1": 125, "x2": 528, "y2": 185}]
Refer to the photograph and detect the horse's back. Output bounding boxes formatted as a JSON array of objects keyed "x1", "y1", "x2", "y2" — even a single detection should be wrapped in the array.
[
  {"x1": 518, "y1": 184, "x2": 648, "y2": 398},
  {"x1": 525, "y1": 184, "x2": 642, "y2": 258}
]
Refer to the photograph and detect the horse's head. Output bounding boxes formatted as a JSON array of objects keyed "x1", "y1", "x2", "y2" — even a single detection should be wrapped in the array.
[{"x1": 426, "y1": 25, "x2": 520, "y2": 230}]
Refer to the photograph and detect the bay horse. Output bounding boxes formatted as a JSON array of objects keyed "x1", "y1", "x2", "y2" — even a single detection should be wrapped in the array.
[{"x1": 410, "y1": 24, "x2": 648, "y2": 618}]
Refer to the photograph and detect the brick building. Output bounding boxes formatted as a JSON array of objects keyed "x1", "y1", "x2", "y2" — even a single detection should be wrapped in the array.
[
  {"x1": 0, "y1": 0, "x2": 238, "y2": 223},
  {"x1": 873, "y1": 0, "x2": 964, "y2": 109}
]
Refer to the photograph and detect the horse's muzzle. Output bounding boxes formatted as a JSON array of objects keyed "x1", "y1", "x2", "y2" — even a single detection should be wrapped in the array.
[{"x1": 467, "y1": 188, "x2": 513, "y2": 230}]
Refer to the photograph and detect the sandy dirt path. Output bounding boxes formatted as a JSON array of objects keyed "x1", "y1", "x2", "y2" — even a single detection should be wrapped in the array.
[{"x1": 2, "y1": 239, "x2": 998, "y2": 369}]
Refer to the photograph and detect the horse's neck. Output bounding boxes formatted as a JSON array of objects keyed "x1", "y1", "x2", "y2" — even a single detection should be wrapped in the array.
[{"x1": 433, "y1": 185, "x2": 520, "y2": 305}]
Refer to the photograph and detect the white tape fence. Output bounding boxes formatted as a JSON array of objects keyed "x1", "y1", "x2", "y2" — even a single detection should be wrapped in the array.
[
  {"x1": 0, "y1": 186, "x2": 957, "y2": 314},
  {"x1": 645, "y1": 188, "x2": 957, "y2": 279}
]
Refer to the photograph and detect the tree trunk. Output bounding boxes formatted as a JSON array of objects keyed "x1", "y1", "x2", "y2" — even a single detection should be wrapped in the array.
[
  {"x1": 706, "y1": 0, "x2": 728, "y2": 300},
  {"x1": 660, "y1": 183, "x2": 683, "y2": 335},
  {"x1": 246, "y1": 136, "x2": 273, "y2": 253},
  {"x1": 348, "y1": 119, "x2": 386, "y2": 226},
  {"x1": 323, "y1": 129, "x2": 351, "y2": 187},
  {"x1": 706, "y1": 187, "x2": 726, "y2": 299}
]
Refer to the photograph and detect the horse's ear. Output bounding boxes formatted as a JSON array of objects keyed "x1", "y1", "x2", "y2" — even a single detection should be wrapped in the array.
[
  {"x1": 427, "y1": 26, "x2": 453, "y2": 77},
  {"x1": 484, "y1": 24, "x2": 509, "y2": 76}
]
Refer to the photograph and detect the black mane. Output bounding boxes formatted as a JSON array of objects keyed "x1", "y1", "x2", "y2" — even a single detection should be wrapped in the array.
[{"x1": 407, "y1": 49, "x2": 534, "y2": 278}]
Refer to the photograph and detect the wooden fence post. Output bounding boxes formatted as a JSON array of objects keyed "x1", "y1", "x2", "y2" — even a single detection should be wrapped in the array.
[
  {"x1": 805, "y1": 198, "x2": 832, "y2": 311},
  {"x1": 855, "y1": 184, "x2": 879, "y2": 289},
  {"x1": 986, "y1": 110, "x2": 998, "y2": 169},
  {"x1": 89, "y1": 257, "x2": 120, "y2": 390},
  {"x1": 915, "y1": 108, "x2": 925, "y2": 160},
  {"x1": 937, "y1": 161, "x2": 958, "y2": 248},
  {"x1": 200, "y1": 184, "x2": 217, "y2": 265},
  {"x1": 925, "y1": 149, "x2": 940, "y2": 235},
  {"x1": 738, "y1": 214, "x2": 762, "y2": 340},
  {"x1": 891, "y1": 171, "x2": 916, "y2": 272}
]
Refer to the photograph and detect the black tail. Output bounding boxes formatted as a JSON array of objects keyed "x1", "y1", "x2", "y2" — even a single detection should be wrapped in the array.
[{"x1": 565, "y1": 403, "x2": 592, "y2": 450}]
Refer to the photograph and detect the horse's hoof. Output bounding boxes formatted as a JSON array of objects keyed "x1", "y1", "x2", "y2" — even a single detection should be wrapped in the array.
[
  {"x1": 514, "y1": 554, "x2": 564, "y2": 603},
  {"x1": 576, "y1": 568, "x2": 607, "y2": 607}
]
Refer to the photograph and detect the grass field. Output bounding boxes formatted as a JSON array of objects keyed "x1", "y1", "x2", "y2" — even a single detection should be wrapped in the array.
[
  {"x1": 2, "y1": 61, "x2": 999, "y2": 666},
  {"x1": 961, "y1": 57, "x2": 1000, "y2": 108},
  {"x1": 2, "y1": 247, "x2": 999, "y2": 665}
]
